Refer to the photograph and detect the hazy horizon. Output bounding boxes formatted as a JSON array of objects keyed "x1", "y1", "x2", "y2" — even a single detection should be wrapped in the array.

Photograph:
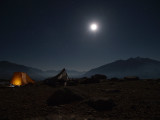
[{"x1": 1, "y1": 56, "x2": 160, "y2": 71}]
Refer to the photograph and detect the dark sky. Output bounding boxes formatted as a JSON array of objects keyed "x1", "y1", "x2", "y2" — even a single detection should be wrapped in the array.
[{"x1": 0, "y1": 0, "x2": 160, "y2": 71}]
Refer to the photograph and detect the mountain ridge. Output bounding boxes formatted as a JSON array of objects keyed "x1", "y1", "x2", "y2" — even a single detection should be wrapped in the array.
[
  {"x1": 1, "y1": 57, "x2": 160, "y2": 80},
  {"x1": 85, "y1": 57, "x2": 160, "y2": 78}
]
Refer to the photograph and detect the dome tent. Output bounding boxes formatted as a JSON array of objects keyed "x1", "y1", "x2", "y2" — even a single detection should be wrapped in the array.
[{"x1": 10, "y1": 72, "x2": 34, "y2": 86}]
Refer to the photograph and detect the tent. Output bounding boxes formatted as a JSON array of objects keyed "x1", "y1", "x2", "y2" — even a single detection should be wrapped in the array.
[
  {"x1": 54, "y1": 68, "x2": 69, "y2": 80},
  {"x1": 10, "y1": 72, "x2": 34, "y2": 86},
  {"x1": 44, "y1": 68, "x2": 69, "y2": 86}
]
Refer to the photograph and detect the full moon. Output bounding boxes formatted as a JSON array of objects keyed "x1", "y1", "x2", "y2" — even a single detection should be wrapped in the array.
[{"x1": 90, "y1": 23, "x2": 98, "y2": 31}]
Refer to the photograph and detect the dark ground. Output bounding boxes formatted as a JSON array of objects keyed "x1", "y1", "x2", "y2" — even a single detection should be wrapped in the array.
[{"x1": 0, "y1": 79, "x2": 160, "y2": 120}]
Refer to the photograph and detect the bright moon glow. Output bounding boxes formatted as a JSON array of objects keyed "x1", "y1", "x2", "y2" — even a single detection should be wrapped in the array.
[{"x1": 90, "y1": 23, "x2": 98, "y2": 31}]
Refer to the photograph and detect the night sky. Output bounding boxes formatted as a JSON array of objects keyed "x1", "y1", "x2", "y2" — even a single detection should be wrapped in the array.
[{"x1": 0, "y1": 0, "x2": 160, "y2": 71}]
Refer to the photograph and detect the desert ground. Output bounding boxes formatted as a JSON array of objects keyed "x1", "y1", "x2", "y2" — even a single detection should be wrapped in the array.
[{"x1": 0, "y1": 79, "x2": 160, "y2": 120}]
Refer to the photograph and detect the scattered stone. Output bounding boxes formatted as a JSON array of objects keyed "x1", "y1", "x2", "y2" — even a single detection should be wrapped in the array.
[{"x1": 80, "y1": 78, "x2": 100, "y2": 84}]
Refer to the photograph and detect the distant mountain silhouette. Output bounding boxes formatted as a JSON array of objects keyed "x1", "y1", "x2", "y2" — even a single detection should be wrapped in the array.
[
  {"x1": 0, "y1": 61, "x2": 45, "y2": 80},
  {"x1": 85, "y1": 57, "x2": 160, "y2": 79},
  {"x1": 66, "y1": 69, "x2": 86, "y2": 78},
  {"x1": 0, "y1": 61, "x2": 84, "y2": 80}
]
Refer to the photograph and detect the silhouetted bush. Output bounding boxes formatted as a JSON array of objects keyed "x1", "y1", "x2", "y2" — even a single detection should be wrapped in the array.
[
  {"x1": 47, "y1": 88, "x2": 83, "y2": 106},
  {"x1": 80, "y1": 78, "x2": 100, "y2": 84},
  {"x1": 91, "y1": 74, "x2": 107, "y2": 80}
]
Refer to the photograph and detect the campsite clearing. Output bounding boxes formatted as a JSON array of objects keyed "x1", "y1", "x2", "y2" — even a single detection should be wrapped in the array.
[{"x1": 0, "y1": 80, "x2": 160, "y2": 120}]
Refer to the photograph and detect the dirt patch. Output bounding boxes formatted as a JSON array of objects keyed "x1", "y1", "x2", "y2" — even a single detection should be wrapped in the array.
[{"x1": 86, "y1": 98, "x2": 116, "y2": 111}]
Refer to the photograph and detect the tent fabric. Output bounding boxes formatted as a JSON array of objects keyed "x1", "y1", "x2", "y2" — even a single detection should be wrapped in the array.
[
  {"x1": 10, "y1": 72, "x2": 34, "y2": 86},
  {"x1": 55, "y1": 68, "x2": 69, "y2": 80},
  {"x1": 44, "y1": 68, "x2": 69, "y2": 86}
]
